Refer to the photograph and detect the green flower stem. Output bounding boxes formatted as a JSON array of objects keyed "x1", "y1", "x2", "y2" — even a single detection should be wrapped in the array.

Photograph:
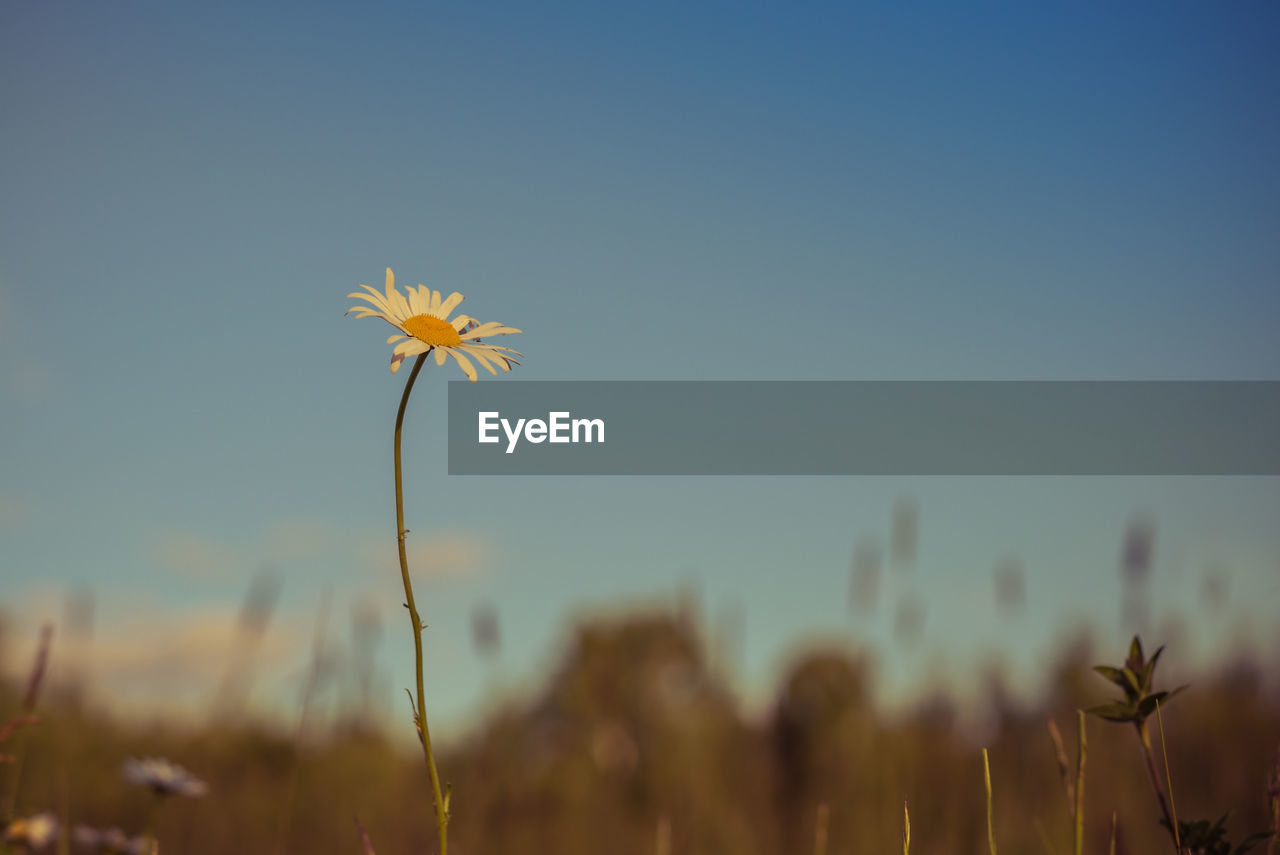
[{"x1": 394, "y1": 352, "x2": 448, "y2": 855}]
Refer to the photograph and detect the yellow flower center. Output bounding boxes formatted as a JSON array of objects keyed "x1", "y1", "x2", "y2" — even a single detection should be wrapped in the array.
[{"x1": 402, "y1": 314, "x2": 461, "y2": 347}]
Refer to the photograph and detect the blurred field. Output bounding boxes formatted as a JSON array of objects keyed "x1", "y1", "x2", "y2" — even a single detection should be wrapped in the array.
[{"x1": 2, "y1": 607, "x2": 1277, "y2": 855}]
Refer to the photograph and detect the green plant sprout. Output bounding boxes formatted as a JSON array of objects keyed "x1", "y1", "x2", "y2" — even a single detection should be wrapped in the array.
[{"x1": 1089, "y1": 636, "x2": 1273, "y2": 855}]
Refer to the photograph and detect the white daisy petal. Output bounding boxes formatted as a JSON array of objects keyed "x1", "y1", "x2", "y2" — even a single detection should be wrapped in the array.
[
  {"x1": 459, "y1": 322, "x2": 521, "y2": 340},
  {"x1": 390, "y1": 342, "x2": 431, "y2": 374},
  {"x1": 434, "y1": 347, "x2": 448, "y2": 366},
  {"x1": 355, "y1": 284, "x2": 398, "y2": 313},
  {"x1": 348, "y1": 290, "x2": 396, "y2": 323},
  {"x1": 384, "y1": 270, "x2": 413, "y2": 320},
  {"x1": 394, "y1": 287, "x2": 413, "y2": 320},
  {"x1": 457, "y1": 321, "x2": 501, "y2": 338},
  {"x1": 408, "y1": 286, "x2": 427, "y2": 316},
  {"x1": 447, "y1": 348, "x2": 479, "y2": 382},
  {"x1": 438, "y1": 292, "x2": 465, "y2": 318},
  {"x1": 346, "y1": 286, "x2": 379, "y2": 302},
  {"x1": 393, "y1": 339, "x2": 431, "y2": 358},
  {"x1": 468, "y1": 344, "x2": 518, "y2": 372},
  {"x1": 344, "y1": 303, "x2": 380, "y2": 319},
  {"x1": 460, "y1": 345, "x2": 501, "y2": 375},
  {"x1": 387, "y1": 334, "x2": 407, "y2": 344},
  {"x1": 480, "y1": 344, "x2": 524, "y2": 357},
  {"x1": 382, "y1": 270, "x2": 402, "y2": 315}
]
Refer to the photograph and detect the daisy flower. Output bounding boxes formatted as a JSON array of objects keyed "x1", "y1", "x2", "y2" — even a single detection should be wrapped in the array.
[
  {"x1": 121, "y1": 757, "x2": 208, "y2": 798},
  {"x1": 4, "y1": 811, "x2": 58, "y2": 849},
  {"x1": 73, "y1": 825, "x2": 147, "y2": 855},
  {"x1": 346, "y1": 268, "x2": 522, "y2": 380}
]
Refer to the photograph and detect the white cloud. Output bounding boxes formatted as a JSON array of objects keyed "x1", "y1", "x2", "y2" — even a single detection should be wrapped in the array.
[
  {"x1": 89, "y1": 606, "x2": 301, "y2": 686},
  {"x1": 148, "y1": 531, "x2": 237, "y2": 579},
  {"x1": 0, "y1": 588, "x2": 312, "y2": 722},
  {"x1": 147, "y1": 521, "x2": 491, "y2": 582},
  {"x1": 359, "y1": 531, "x2": 490, "y2": 581},
  {"x1": 146, "y1": 520, "x2": 337, "y2": 579},
  {"x1": 265, "y1": 519, "x2": 336, "y2": 562}
]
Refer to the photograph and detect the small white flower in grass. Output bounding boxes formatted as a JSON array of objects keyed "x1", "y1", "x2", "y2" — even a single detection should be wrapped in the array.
[
  {"x1": 122, "y1": 757, "x2": 208, "y2": 797},
  {"x1": 346, "y1": 268, "x2": 523, "y2": 379},
  {"x1": 4, "y1": 811, "x2": 58, "y2": 849},
  {"x1": 73, "y1": 825, "x2": 147, "y2": 855}
]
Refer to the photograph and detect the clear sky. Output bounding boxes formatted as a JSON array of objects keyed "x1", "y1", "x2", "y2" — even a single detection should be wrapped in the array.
[{"x1": 2, "y1": 1, "x2": 1279, "y2": 739}]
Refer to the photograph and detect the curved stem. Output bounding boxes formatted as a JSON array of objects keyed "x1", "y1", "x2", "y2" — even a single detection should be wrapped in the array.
[{"x1": 394, "y1": 352, "x2": 448, "y2": 855}]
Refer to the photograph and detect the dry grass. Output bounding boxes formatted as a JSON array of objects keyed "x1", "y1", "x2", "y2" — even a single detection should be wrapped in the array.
[{"x1": 1, "y1": 614, "x2": 1277, "y2": 854}]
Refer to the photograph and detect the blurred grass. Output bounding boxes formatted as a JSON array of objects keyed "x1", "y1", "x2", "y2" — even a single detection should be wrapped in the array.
[{"x1": 2, "y1": 613, "x2": 1277, "y2": 854}]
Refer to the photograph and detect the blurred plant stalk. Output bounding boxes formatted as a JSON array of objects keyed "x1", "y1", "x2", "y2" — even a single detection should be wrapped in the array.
[{"x1": 1, "y1": 624, "x2": 52, "y2": 825}]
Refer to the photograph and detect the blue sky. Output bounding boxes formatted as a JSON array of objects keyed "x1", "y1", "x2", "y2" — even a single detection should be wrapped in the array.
[{"x1": 2, "y1": 1, "x2": 1279, "y2": 738}]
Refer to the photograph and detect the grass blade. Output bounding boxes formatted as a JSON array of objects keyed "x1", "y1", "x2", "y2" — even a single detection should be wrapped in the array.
[
  {"x1": 1047, "y1": 716, "x2": 1075, "y2": 815},
  {"x1": 1075, "y1": 710, "x2": 1087, "y2": 855},
  {"x1": 353, "y1": 815, "x2": 376, "y2": 855},
  {"x1": 813, "y1": 802, "x2": 829, "y2": 855},
  {"x1": 984, "y1": 748, "x2": 998, "y2": 855},
  {"x1": 655, "y1": 815, "x2": 671, "y2": 855},
  {"x1": 1155, "y1": 698, "x2": 1181, "y2": 854},
  {"x1": 1034, "y1": 817, "x2": 1059, "y2": 855}
]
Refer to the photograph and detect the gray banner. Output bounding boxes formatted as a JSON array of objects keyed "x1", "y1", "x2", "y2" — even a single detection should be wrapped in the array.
[{"x1": 446, "y1": 381, "x2": 1280, "y2": 475}]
